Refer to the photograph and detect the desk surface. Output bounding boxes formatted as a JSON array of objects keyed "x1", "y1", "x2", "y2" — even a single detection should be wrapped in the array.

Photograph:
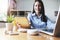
[{"x1": 0, "y1": 28, "x2": 60, "y2": 40}]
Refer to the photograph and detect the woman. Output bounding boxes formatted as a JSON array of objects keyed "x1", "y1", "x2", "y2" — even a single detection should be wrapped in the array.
[
  {"x1": 27, "y1": 0, "x2": 55, "y2": 29},
  {"x1": 16, "y1": 0, "x2": 55, "y2": 30}
]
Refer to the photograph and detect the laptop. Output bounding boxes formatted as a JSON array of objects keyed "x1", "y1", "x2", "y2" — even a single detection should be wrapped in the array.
[{"x1": 40, "y1": 12, "x2": 60, "y2": 37}]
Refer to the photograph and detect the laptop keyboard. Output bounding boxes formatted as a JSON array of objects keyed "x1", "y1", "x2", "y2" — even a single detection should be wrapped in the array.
[{"x1": 42, "y1": 29, "x2": 53, "y2": 33}]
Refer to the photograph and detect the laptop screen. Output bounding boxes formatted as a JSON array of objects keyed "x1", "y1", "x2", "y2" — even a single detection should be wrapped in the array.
[{"x1": 40, "y1": 11, "x2": 60, "y2": 37}]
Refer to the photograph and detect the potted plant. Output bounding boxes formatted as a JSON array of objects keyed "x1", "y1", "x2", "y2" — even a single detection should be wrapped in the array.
[
  {"x1": 7, "y1": 15, "x2": 14, "y2": 23},
  {"x1": 5, "y1": 15, "x2": 14, "y2": 33}
]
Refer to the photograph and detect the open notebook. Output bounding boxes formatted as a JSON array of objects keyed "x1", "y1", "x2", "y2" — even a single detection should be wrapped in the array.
[{"x1": 40, "y1": 12, "x2": 60, "y2": 37}]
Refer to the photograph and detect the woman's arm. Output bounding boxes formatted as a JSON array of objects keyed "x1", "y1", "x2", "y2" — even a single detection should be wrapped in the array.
[
  {"x1": 47, "y1": 17, "x2": 55, "y2": 29},
  {"x1": 27, "y1": 13, "x2": 35, "y2": 29}
]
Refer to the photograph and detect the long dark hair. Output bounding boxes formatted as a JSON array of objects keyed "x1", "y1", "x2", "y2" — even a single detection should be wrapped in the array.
[{"x1": 32, "y1": 0, "x2": 47, "y2": 22}]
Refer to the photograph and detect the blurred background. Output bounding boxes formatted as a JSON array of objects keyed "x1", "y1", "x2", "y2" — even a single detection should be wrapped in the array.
[{"x1": 0, "y1": 0, "x2": 60, "y2": 27}]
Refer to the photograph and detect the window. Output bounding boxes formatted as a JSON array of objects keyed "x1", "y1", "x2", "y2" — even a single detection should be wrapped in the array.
[{"x1": 0, "y1": 0, "x2": 8, "y2": 21}]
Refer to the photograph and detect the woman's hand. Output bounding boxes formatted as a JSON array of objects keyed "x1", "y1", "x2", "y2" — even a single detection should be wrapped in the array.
[{"x1": 16, "y1": 22, "x2": 21, "y2": 29}]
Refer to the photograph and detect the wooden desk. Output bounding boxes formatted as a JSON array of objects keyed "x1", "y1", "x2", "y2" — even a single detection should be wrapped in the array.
[{"x1": 0, "y1": 28, "x2": 60, "y2": 40}]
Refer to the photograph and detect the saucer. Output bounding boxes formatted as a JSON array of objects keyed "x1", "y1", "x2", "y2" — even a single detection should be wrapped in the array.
[
  {"x1": 18, "y1": 28, "x2": 28, "y2": 33},
  {"x1": 27, "y1": 29, "x2": 39, "y2": 36}
]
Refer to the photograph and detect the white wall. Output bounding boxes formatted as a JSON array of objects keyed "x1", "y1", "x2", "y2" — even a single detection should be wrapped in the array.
[
  {"x1": 59, "y1": 5, "x2": 60, "y2": 11},
  {"x1": 16, "y1": 0, "x2": 34, "y2": 11},
  {"x1": 58, "y1": 0, "x2": 60, "y2": 11},
  {"x1": 42, "y1": 0, "x2": 59, "y2": 21}
]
